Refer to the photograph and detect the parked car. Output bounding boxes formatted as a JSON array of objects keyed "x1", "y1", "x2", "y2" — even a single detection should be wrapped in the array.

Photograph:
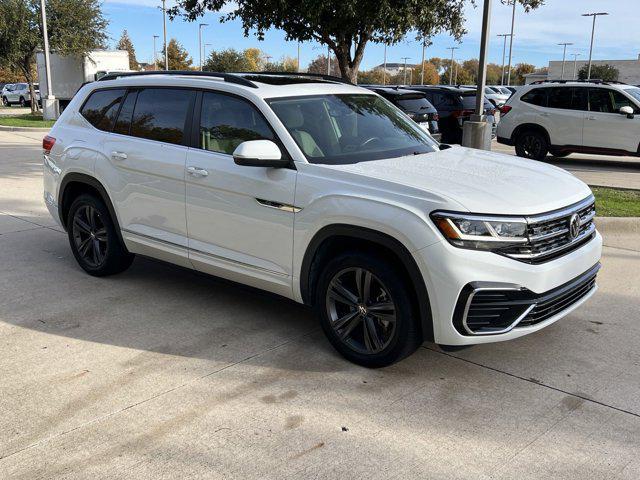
[
  {"x1": 43, "y1": 71, "x2": 601, "y2": 367},
  {"x1": 462, "y1": 85, "x2": 510, "y2": 106},
  {"x1": 2, "y1": 82, "x2": 40, "y2": 107},
  {"x1": 497, "y1": 80, "x2": 640, "y2": 160},
  {"x1": 1, "y1": 83, "x2": 15, "y2": 105},
  {"x1": 401, "y1": 86, "x2": 497, "y2": 144},
  {"x1": 364, "y1": 86, "x2": 441, "y2": 140}
]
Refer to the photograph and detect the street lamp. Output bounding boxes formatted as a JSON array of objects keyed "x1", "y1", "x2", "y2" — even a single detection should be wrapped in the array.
[
  {"x1": 153, "y1": 35, "x2": 159, "y2": 70},
  {"x1": 497, "y1": 34, "x2": 512, "y2": 85},
  {"x1": 446, "y1": 46, "x2": 459, "y2": 85},
  {"x1": 401, "y1": 57, "x2": 411, "y2": 85},
  {"x1": 571, "y1": 53, "x2": 582, "y2": 80},
  {"x1": 198, "y1": 23, "x2": 209, "y2": 71},
  {"x1": 420, "y1": 41, "x2": 426, "y2": 85},
  {"x1": 39, "y1": 0, "x2": 56, "y2": 119},
  {"x1": 326, "y1": 45, "x2": 331, "y2": 75},
  {"x1": 382, "y1": 43, "x2": 388, "y2": 85},
  {"x1": 582, "y1": 12, "x2": 608, "y2": 80},
  {"x1": 161, "y1": 0, "x2": 168, "y2": 70},
  {"x1": 204, "y1": 43, "x2": 212, "y2": 67},
  {"x1": 558, "y1": 42, "x2": 573, "y2": 80}
]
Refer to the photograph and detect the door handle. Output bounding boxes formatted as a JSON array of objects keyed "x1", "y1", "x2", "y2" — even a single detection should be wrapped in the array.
[
  {"x1": 586, "y1": 116, "x2": 596, "y2": 121},
  {"x1": 186, "y1": 166, "x2": 209, "y2": 177},
  {"x1": 111, "y1": 151, "x2": 127, "y2": 161}
]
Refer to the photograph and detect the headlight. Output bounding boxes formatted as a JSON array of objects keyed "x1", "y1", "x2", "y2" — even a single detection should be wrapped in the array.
[{"x1": 431, "y1": 211, "x2": 528, "y2": 251}]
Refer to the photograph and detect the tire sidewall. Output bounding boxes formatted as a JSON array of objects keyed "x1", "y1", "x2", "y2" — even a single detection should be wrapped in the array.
[
  {"x1": 314, "y1": 251, "x2": 420, "y2": 367},
  {"x1": 515, "y1": 130, "x2": 548, "y2": 161}
]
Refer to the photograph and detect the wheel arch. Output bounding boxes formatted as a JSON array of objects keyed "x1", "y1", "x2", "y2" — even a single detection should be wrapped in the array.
[
  {"x1": 300, "y1": 224, "x2": 434, "y2": 342},
  {"x1": 58, "y1": 173, "x2": 124, "y2": 244},
  {"x1": 511, "y1": 123, "x2": 551, "y2": 145}
]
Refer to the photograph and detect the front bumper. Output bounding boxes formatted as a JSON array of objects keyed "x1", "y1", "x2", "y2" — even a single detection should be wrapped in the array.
[{"x1": 415, "y1": 230, "x2": 603, "y2": 346}]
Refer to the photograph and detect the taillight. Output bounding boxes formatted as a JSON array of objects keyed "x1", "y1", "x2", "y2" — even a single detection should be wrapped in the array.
[
  {"x1": 499, "y1": 105, "x2": 513, "y2": 116},
  {"x1": 43, "y1": 135, "x2": 56, "y2": 154}
]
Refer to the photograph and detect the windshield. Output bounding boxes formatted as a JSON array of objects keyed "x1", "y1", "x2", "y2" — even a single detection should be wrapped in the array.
[
  {"x1": 268, "y1": 94, "x2": 438, "y2": 165},
  {"x1": 622, "y1": 87, "x2": 640, "y2": 104}
]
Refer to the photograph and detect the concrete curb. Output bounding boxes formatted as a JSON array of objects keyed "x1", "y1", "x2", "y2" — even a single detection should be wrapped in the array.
[
  {"x1": 595, "y1": 217, "x2": 640, "y2": 235},
  {"x1": 0, "y1": 125, "x2": 50, "y2": 133}
]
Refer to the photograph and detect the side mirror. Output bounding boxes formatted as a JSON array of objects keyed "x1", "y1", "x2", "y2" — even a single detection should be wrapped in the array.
[
  {"x1": 620, "y1": 106, "x2": 635, "y2": 119},
  {"x1": 233, "y1": 140, "x2": 288, "y2": 168}
]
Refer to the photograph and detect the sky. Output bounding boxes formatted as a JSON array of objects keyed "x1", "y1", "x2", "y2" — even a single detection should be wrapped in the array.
[{"x1": 103, "y1": 0, "x2": 637, "y2": 71}]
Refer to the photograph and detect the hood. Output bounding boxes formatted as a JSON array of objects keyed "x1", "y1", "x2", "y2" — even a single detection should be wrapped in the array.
[{"x1": 316, "y1": 146, "x2": 592, "y2": 215}]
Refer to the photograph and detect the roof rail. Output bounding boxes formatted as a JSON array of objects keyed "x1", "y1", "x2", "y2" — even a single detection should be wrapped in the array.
[
  {"x1": 529, "y1": 79, "x2": 627, "y2": 86},
  {"x1": 97, "y1": 70, "x2": 258, "y2": 88},
  {"x1": 236, "y1": 71, "x2": 354, "y2": 85}
]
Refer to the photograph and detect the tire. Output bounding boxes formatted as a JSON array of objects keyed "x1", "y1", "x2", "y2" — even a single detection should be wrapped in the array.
[
  {"x1": 314, "y1": 251, "x2": 421, "y2": 367},
  {"x1": 2, "y1": 97, "x2": 8, "y2": 107},
  {"x1": 66, "y1": 194, "x2": 134, "y2": 276},
  {"x1": 19, "y1": 96, "x2": 25, "y2": 107},
  {"x1": 515, "y1": 129, "x2": 549, "y2": 161},
  {"x1": 549, "y1": 149, "x2": 571, "y2": 158}
]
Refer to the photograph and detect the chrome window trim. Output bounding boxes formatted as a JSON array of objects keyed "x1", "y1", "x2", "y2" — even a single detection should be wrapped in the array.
[{"x1": 525, "y1": 195, "x2": 595, "y2": 224}]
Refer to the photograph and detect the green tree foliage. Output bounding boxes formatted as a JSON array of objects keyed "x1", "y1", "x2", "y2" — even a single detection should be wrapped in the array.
[
  {"x1": 578, "y1": 64, "x2": 619, "y2": 82},
  {"x1": 513, "y1": 62, "x2": 536, "y2": 85},
  {"x1": 204, "y1": 48, "x2": 253, "y2": 71},
  {"x1": 171, "y1": 1, "x2": 545, "y2": 82},
  {"x1": 264, "y1": 56, "x2": 298, "y2": 72},
  {"x1": 160, "y1": 38, "x2": 193, "y2": 70},
  {"x1": 0, "y1": 0, "x2": 108, "y2": 112},
  {"x1": 117, "y1": 29, "x2": 139, "y2": 70},
  {"x1": 356, "y1": 69, "x2": 385, "y2": 85}
]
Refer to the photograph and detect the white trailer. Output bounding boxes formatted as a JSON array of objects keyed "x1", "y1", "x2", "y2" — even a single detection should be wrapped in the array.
[{"x1": 36, "y1": 50, "x2": 131, "y2": 106}]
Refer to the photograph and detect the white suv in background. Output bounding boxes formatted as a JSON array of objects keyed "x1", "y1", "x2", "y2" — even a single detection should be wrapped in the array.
[
  {"x1": 497, "y1": 80, "x2": 640, "y2": 160},
  {"x1": 43, "y1": 71, "x2": 602, "y2": 367},
  {"x1": 2, "y1": 82, "x2": 40, "y2": 107}
]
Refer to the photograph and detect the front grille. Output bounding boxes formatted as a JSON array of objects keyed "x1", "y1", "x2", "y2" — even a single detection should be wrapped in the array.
[
  {"x1": 500, "y1": 197, "x2": 596, "y2": 264},
  {"x1": 454, "y1": 264, "x2": 600, "y2": 335}
]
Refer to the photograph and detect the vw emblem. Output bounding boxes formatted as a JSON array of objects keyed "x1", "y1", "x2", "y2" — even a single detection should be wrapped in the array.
[{"x1": 568, "y1": 213, "x2": 581, "y2": 240}]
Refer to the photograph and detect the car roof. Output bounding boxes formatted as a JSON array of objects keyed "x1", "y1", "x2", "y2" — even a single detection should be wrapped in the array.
[
  {"x1": 91, "y1": 72, "x2": 370, "y2": 101},
  {"x1": 367, "y1": 86, "x2": 427, "y2": 97}
]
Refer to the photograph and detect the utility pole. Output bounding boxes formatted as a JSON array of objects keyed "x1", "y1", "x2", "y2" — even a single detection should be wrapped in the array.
[
  {"x1": 152, "y1": 35, "x2": 159, "y2": 70},
  {"x1": 506, "y1": 0, "x2": 516, "y2": 85},
  {"x1": 446, "y1": 46, "x2": 459, "y2": 85},
  {"x1": 198, "y1": 23, "x2": 209, "y2": 71},
  {"x1": 497, "y1": 34, "x2": 511, "y2": 85},
  {"x1": 297, "y1": 42, "x2": 301, "y2": 72},
  {"x1": 382, "y1": 43, "x2": 387, "y2": 85},
  {"x1": 161, "y1": 0, "x2": 168, "y2": 70},
  {"x1": 582, "y1": 12, "x2": 608, "y2": 80},
  {"x1": 39, "y1": 0, "x2": 56, "y2": 119},
  {"x1": 420, "y1": 41, "x2": 426, "y2": 85},
  {"x1": 401, "y1": 57, "x2": 410, "y2": 85},
  {"x1": 571, "y1": 53, "x2": 582, "y2": 80},
  {"x1": 204, "y1": 43, "x2": 212, "y2": 68},
  {"x1": 327, "y1": 45, "x2": 330, "y2": 75},
  {"x1": 558, "y1": 42, "x2": 573, "y2": 80}
]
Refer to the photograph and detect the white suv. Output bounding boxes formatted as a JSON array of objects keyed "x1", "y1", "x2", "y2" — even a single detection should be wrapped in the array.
[
  {"x1": 2, "y1": 82, "x2": 40, "y2": 107},
  {"x1": 43, "y1": 72, "x2": 602, "y2": 366},
  {"x1": 497, "y1": 80, "x2": 640, "y2": 160}
]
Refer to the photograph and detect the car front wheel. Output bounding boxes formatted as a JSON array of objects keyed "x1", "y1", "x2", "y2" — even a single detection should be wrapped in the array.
[
  {"x1": 2, "y1": 97, "x2": 8, "y2": 106},
  {"x1": 515, "y1": 130, "x2": 548, "y2": 161},
  {"x1": 314, "y1": 251, "x2": 421, "y2": 367},
  {"x1": 66, "y1": 194, "x2": 134, "y2": 276},
  {"x1": 19, "y1": 97, "x2": 26, "y2": 107}
]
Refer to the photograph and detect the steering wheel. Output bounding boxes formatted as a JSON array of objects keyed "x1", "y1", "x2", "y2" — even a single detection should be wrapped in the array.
[{"x1": 358, "y1": 136, "x2": 382, "y2": 149}]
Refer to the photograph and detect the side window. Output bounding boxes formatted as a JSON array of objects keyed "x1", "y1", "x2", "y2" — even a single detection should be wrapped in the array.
[
  {"x1": 80, "y1": 89, "x2": 126, "y2": 131},
  {"x1": 611, "y1": 91, "x2": 639, "y2": 113},
  {"x1": 547, "y1": 87, "x2": 573, "y2": 110},
  {"x1": 589, "y1": 88, "x2": 614, "y2": 113},
  {"x1": 199, "y1": 92, "x2": 275, "y2": 155},
  {"x1": 113, "y1": 90, "x2": 138, "y2": 135},
  {"x1": 570, "y1": 87, "x2": 588, "y2": 111},
  {"x1": 130, "y1": 88, "x2": 194, "y2": 145}
]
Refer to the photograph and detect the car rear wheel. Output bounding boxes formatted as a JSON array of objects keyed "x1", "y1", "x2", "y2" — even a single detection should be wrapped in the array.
[
  {"x1": 66, "y1": 194, "x2": 134, "y2": 276},
  {"x1": 314, "y1": 251, "x2": 421, "y2": 367},
  {"x1": 19, "y1": 96, "x2": 25, "y2": 107},
  {"x1": 2, "y1": 97, "x2": 8, "y2": 106},
  {"x1": 515, "y1": 130, "x2": 548, "y2": 161}
]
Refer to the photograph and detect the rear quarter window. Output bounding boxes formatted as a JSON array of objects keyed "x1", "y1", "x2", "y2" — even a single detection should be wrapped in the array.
[
  {"x1": 520, "y1": 88, "x2": 548, "y2": 107},
  {"x1": 129, "y1": 88, "x2": 195, "y2": 145},
  {"x1": 80, "y1": 89, "x2": 126, "y2": 131}
]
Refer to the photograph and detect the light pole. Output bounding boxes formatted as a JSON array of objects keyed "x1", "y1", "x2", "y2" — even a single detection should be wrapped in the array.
[
  {"x1": 497, "y1": 34, "x2": 511, "y2": 85},
  {"x1": 204, "y1": 43, "x2": 212, "y2": 68},
  {"x1": 39, "y1": 0, "x2": 56, "y2": 119},
  {"x1": 582, "y1": 12, "x2": 608, "y2": 80},
  {"x1": 297, "y1": 42, "x2": 301, "y2": 72},
  {"x1": 153, "y1": 35, "x2": 159, "y2": 70},
  {"x1": 571, "y1": 53, "x2": 582, "y2": 80},
  {"x1": 506, "y1": 0, "x2": 517, "y2": 85},
  {"x1": 558, "y1": 42, "x2": 573, "y2": 80},
  {"x1": 446, "y1": 46, "x2": 459, "y2": 85},
  {"x1": 161, "y1": 0, "x2": 168, "y2": 70},
  {"x1": 420, "y1": 41, "x2": 426, "y2": 85},
  {"x1": 401, "y1": 57, "x2": 410, "y2": 85},
  {"x1": 382, "y1": 43, "x2": 388, "y2": 85},
  {"x1": 198, "y1": 23, "x2": 209, "y2": 71}
]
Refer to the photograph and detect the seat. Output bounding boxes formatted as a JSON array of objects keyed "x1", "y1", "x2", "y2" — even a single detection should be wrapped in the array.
[{"x1": 273, "y1": 103, "x2": 324, "y2": 157}]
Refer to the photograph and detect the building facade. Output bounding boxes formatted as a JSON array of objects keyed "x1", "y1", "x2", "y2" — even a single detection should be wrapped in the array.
[{"x1": 547, "y1": 58, "x2": 640, "y2": 84}]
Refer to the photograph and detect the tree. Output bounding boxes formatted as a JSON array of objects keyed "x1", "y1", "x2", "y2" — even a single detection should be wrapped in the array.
[
  {"x1": 307, "y1": 54, "x2": 340, "y2": 76},
  {"x1": 513, "y1": 62, "x2": 536, "y2": 85},
  {"x1": 264, "y1": 56, "x2": 298, "y2": 72},
  {"x1": 160, "y1": 38, "x2": 193, "y2": 70},
  {"x1": 414, "y1": 62, "x2": 439, "y2": 85},
  {"x1": 578, "y1": 64, "x2": 619, "y2": 82},
  {"x1": 204, "y1": 48, "x2": 254, "y2": 71},
  {"x1": 171, "y1": 1, "x2": 545, "y2": 83},
  {"x1": 356, "y1": 69, "x2": 385, "y2": 85},
  {"x1": 117, "y1": 30, "x2": 139, "y2": 70},
  {"x1": 0, "y1": 0, "x2": 108, "y2": 113}
]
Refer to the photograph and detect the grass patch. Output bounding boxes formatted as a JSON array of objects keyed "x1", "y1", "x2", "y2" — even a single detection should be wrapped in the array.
[
  {"x1": 592, "y1": 187, "x2": 640, "y2": 217},
  {"x1": 0, "y1": 113, "x2": 55, "y2": 128}
]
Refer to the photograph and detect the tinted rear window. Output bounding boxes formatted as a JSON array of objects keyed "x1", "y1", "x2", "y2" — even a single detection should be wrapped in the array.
[
  {"x1": 130, "y1": 88, "x2": 194, "y2": 145},
  {"x1": 80, "y1": 89, "x2": 126, "y2": 131},
  {"x1": 521, "y1": 88, "x2": 548, "y2": 107},
  {"x1": 395, "y1": 96, "x2": 434, "y2": 112}
]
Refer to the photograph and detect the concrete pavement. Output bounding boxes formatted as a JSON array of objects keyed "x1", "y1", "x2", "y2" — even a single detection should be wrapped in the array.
[{"x1": 1, "y1": 130, "x2": 639, "y2": 479}]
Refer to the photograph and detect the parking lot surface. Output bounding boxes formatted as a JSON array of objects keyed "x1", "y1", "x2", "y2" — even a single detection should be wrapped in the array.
[{"x1": 1, "y1": 130, "x2": 639, "y2": 479}]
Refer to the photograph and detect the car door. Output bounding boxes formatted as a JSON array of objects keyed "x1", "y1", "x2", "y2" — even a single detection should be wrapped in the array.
[
  {"x1": 98, "y1": 87, "x2": 195, "y2": 266},
  {"x1": 8, "y1": 83, "x2": 22, "y2": 103},
  {"x1": 543, "y1": 87, "x2": 587, "y2": 147},
  {"x1": 583, "y1": 88, "x2": 640, "y2": 153},
  {"x1": 185, "y1": 90, "x2": 297, "y2": 296}
]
